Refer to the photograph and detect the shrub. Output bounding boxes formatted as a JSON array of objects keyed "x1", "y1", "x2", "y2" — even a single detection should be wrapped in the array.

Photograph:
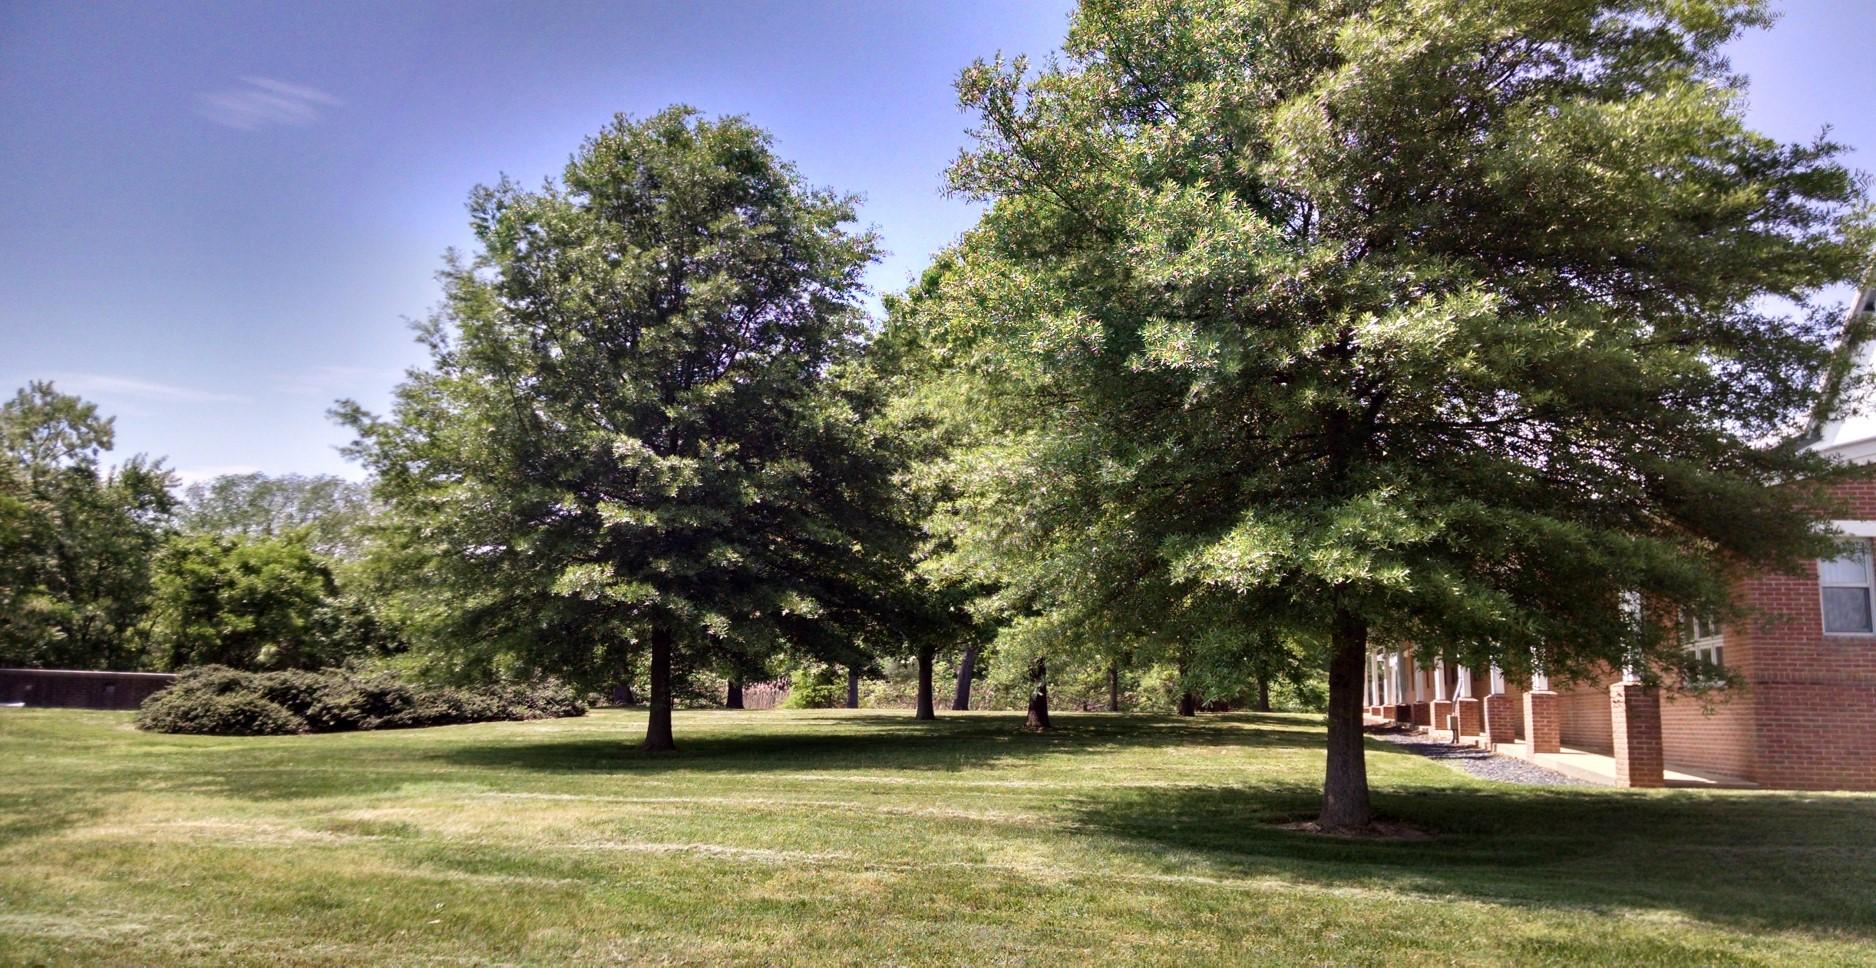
[
  {"x1": 781, "y1": 666, "x2": 845, "y2": 709},
  {"x1": 136, "y1": 690, "x2": 308, "y2": 736},
  {"x1": 136, "y1": 666, "x2": 586, "y2": 735}
]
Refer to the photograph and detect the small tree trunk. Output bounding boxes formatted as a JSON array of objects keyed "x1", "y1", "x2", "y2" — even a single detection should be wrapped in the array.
[
  {"x1": 1317, "y1": 606, "x2": 1372, "y2": 830},
  {"x1": 1254, "y1": 673, "x2": 1271, "y2": 713},
  {"x1": 846, "y1": 665, "x2": 860, "y2": 709},
  {"x1": 952, "y1": 643, "x2": 978, "y2": 711},
  {"x1": 1107, "y1": 661, "x2": 1121, "y2": 712},
  {"x1": 643, "y1": 625, "x2": 677, "y2": 752},
  {"x1": 1177, "y1": 691, "x2": 1197, "y2": 717},
  {"x1": 1025, "y1": 656, "x2": 1051, "y2": 730},
  {"x1": 618, "y1": 656, "x2": 637, "y2": 706},
  {"x1": 726, "y1": 678, "x2": 744, "y2": 709},
  {"x1": 914, "y1": 646, "x2": 936, "y2": 720}
]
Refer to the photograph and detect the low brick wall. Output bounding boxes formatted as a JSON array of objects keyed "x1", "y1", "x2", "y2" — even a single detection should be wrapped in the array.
[{"x1": 0, "y1": 668, "x2": 176, "y2": 710}]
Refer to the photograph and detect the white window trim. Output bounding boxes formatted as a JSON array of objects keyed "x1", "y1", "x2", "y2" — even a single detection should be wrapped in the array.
[
  {"x1": 1819, "y1": 539, "x2": 1876, "y2": 636},
  {"x1": 1682, "y1": 609, "x2": 1724, "y2": 681},
  {"x1": 1830, "y1": 520, "x2": 1876, "y2": 538}
]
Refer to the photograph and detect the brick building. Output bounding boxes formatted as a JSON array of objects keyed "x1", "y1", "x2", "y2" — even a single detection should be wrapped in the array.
[{"x1": 1363, "y1": 282, "x2": 1876, "y2": 790}]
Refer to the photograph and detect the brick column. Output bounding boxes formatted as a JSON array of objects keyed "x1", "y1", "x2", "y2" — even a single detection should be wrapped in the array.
[
  {"x1": 1483, "y1": 693, "x2": 1516, "y2": 746},
  {"x1": 1524, "y1": 690, "x2": 1560, "y2": 753},
  {"x1": 1610, "y1": 682, "x2": 1664, "y2": 788},
  {"x1": 1430, "y1": 699, "x2": 1452, "y2": 736},
  {"x1": 1454, "y1": 697, "x2": 1483, "y2": 737}
]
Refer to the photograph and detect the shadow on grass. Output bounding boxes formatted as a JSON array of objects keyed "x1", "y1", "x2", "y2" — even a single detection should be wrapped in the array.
[
  {"x1": 0, "y1": 788, "x2": 106, "y2": 843},
  {"x1": 1065, "y1": 776, "x2": 1876, "y2": 940},
  {"x1": 174, "y1": 709, "x2": 1876, "y2": 939},
  {"x1": 428, "y1": 711, "x2": 1316, "y2": 776},
  {"x1": 193, "y1": 711, "x2": 1313, "y2": 802}
]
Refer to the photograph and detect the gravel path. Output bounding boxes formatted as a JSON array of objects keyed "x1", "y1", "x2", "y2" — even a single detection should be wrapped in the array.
[{"x1": 1370, "y1": 729, "x2": 1589, "y2": 786}]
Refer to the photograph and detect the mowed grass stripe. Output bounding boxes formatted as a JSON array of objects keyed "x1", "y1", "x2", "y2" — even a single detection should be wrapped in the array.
[{"x1": 1, "y1": 708, "x2": 1872, "y2": 966}]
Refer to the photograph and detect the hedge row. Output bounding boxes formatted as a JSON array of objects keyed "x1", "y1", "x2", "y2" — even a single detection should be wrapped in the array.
[{"x1": 136, "y1": 665, "x2": 586, "y2": 735}]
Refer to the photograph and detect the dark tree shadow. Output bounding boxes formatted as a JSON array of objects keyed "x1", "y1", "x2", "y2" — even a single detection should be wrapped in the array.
[
  {"x1": 163, "y1": 708, "x2": 1876, "y2": 941},
  {"x1": 188, "y1": 711, "x2": 1311, "y2": 802},
  {"x1": 1064, "y1": 775, "x2": 1876, "y2": 939},
  {"x1": 0, "y1": 788, "x2": 106, "y2": 842},
  {"x1": 429, "y1": 711, "x2": 1312, "y2": 776}
]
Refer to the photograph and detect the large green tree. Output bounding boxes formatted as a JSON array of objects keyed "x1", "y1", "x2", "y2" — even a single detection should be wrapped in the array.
[
  {"x1": 915, "y1": 0, "x2": 1870, "y2": 828},
  {"x1": 0, "y1": 382, "x2": 175, "y2": 669},
  {"x1": 340, "y1": 108, "x2": 897, "y2": 750}
]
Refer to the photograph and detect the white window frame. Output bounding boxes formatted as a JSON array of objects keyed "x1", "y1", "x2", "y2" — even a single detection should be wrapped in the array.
[
  {"x1": 1681, "y1": 608, "x2": 1724, "y2": 678},
  {"x1": 1819, "y1": 540, "x2": 1876, "y2": 636}
]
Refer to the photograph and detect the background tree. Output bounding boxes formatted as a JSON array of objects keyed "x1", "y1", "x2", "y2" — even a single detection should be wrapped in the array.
[
  {"x1": 147, "y1": 530, "x2": 359, "y2": 670},
  {"x1": 0, "y1": 382, "x2": 174, "y2": 669},
  {"x1": 924, "y1": 0, "x2": 1870, "y2": 829},
  {"x1": 178, "y1": 472, "x2": 373, "y2": 559},
  {"x1": 341, "y1": 108, "x2": 890, "y2": 751}
]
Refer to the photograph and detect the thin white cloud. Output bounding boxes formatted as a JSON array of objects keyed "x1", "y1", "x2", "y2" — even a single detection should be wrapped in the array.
[
  {"x1": 55, "y1": 373, "x2": 247, "y2": 404},
  {"x1": 197, "y1": 76, "x2": 341, "y2": 131},
  {"x1": 274, "y1": 364, "x2": 399, "y2": 398},
  {"x1": 173, "y1": 464, "x2": 264, "y2": 487}
]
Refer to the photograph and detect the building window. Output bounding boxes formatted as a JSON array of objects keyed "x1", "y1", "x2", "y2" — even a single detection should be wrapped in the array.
[
  {"x1": 1820, "y1": 541, "x2": 1876, "y2": 634},
  {"x1": 1682, "y1": 609, "x2": 1724, "y2": 672}
]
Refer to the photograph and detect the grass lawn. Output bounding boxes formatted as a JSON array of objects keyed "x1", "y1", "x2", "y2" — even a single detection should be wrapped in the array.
[{"x1": 1, "y1": 708, "x2": 1873, "y2": 966}]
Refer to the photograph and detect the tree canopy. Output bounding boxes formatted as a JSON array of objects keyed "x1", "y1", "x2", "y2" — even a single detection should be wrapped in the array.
[
  {"x1": 178, "y1": 473, "x2": 373, "y2": 559},
  {"x1": 901, "y1": 0, "x2": 1871, "y2": 827},
  {"x1": 340, "y1": 107, "x2": 908, "y2": 749},
  {"x1": 0, "y1": 382, "x2": 175, "y2": 670}
]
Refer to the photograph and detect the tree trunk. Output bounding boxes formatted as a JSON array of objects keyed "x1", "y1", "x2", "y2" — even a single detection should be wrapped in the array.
[
  {"x1": 725, "y1": 678, "x2": 744, "y2": 709},
  {"x1": 1254, "y1": 673, "x2": 1271, "y2": 713},
  {"x1": 1317, "y1": 607, "x2": 1372, "y2": 830},
  {"x1": 846, "y1": 665, "x2": 860, "y2": 709},
  {"x1": 1025, "y1": 656, "x2": 1051, "y2": 730},
  {"x1": 1107, "y1": 661, "x2": 1121, "y2": 712},
  {"x1": 616, "y1": 655, "x2": 636, "y2": 706},
  {"x1": 1176, "y1": 656, "x2": 1197, "y2": 716},
  {"x1": 914, "y1": 646, "x2": 936, "y2": 720},
  {"x1": 643, "y1": 625, "x2": 677, "y2": 752},
  {"x1": 952, "y1": 643, "x2": 978, "y2": 711}
]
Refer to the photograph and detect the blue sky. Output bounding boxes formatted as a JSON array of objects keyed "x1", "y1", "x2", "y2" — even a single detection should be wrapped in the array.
[{"x1": 1, "y1": 1, "x2": 1870, "y2": 484}]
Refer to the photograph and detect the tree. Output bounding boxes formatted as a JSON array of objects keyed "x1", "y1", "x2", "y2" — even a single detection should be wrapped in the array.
[
  {"x1": 0, "y1": 382, "x2": 174, "y2": 669},
  {"x1": 1024, "y1": 656, "x2": 1051, "y2": 730},
  {"x1": 340, "y1": 108, "x2": 888, "y2": 751},
  {"x1": 178, "y1": 473, "x2": 372, "y2": 559},
  {"x1": 147, "y1": 530, "x2": 355, "y2": 670},
  {"x1": 920, "y1": 0, "x2": 1869, "y2": 829},
  {"x1": 868, "y1": 267, "x2": 998, "y2": 721},
  {"x1": 952, "y1": 642, "x2": 979, "y2": 710}
]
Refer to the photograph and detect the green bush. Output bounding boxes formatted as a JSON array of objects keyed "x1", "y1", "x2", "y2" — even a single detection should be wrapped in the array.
[
  {"x1": 136, "y1": 666, "x2": 585, "y2": 735},
  {"x1": 781, "y1": 666, "x2": 845, "y2": 709},
  {"x1": 135, "y1": 690, "x2": 308, "y2": 736}
]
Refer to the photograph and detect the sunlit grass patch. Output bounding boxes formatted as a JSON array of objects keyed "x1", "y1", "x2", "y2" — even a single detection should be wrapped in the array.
[{"x1": 1, "y1": 707, "x2": 1871, "y2": 965}]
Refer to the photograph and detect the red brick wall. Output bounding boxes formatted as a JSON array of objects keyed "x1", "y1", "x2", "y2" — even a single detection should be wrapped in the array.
[
  {"x1": 1728, "y1": 471, "x2": 1876, "y2": 789},
  {"x1": 1659, "y1": 690, "x2": 1756, "y2": 780},
  {"x1": 1557, "y1": 677, "x2": 1615, "y2": 755},
  {"x1": 1499, "y1": 681, "x2": 1527, "y2": 740},
  {"x1": 1659, "y1": 607, "x2": 1757, "y2": 780}
]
